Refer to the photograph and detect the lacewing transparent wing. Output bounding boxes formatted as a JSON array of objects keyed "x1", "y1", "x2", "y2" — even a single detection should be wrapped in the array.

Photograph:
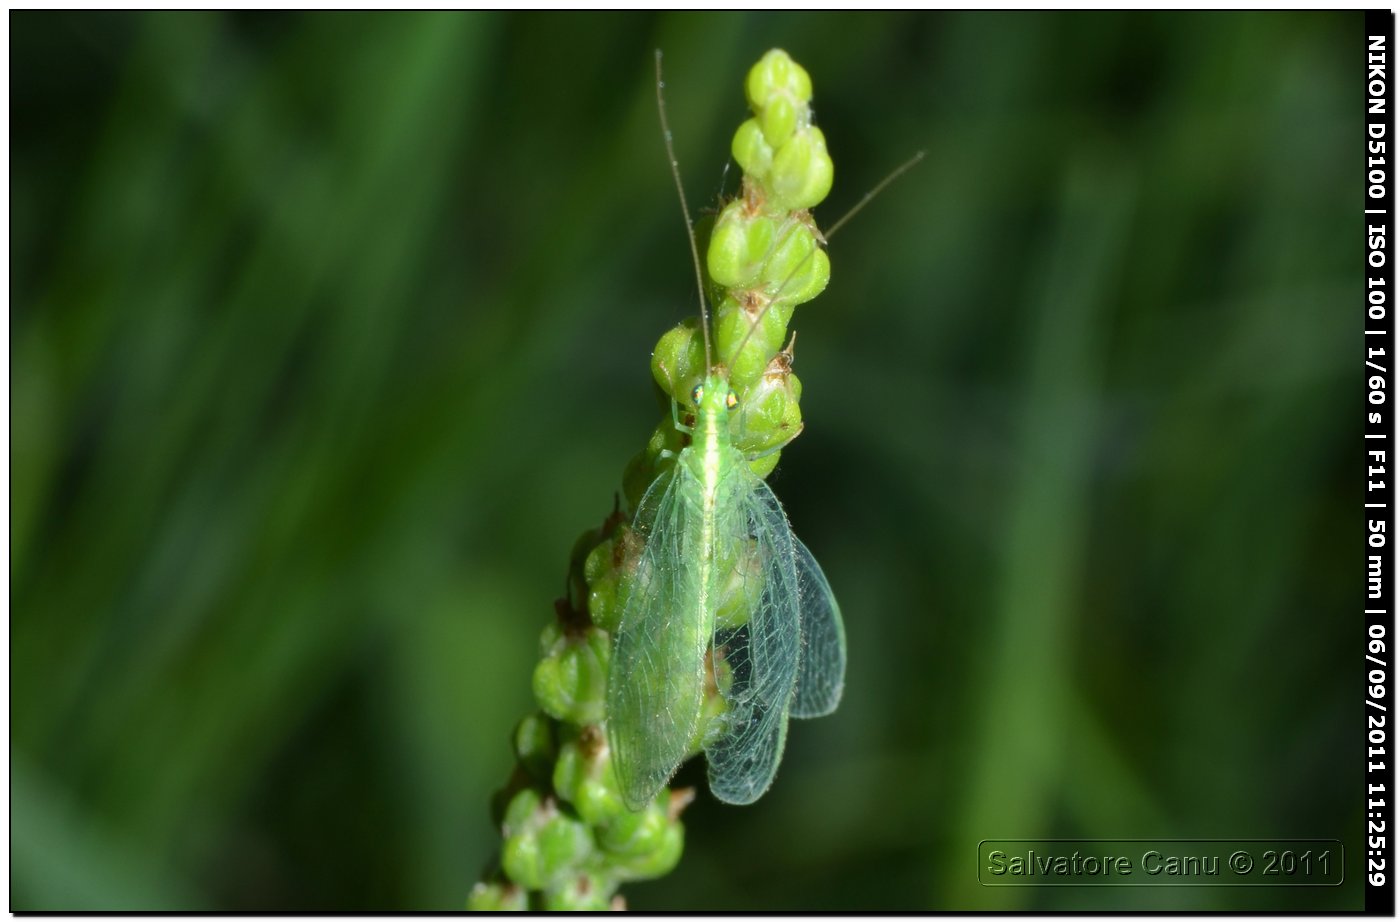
[
  {"x1": 790, "y1": 537, "x2": 845, "y2": 719},
  {"x1": 703, "y1": 475, "x2": 802, "y2": 805},
  {"x1": 605, "y1": 463, "x2": 710, "y2": 811}
]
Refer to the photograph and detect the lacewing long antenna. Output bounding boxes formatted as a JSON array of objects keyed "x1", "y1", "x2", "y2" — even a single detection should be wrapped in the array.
[
  {"x1": 821, "y1": 150, "x2": 925, "y2": 243},
  {"x1": 726, "y1": 149, "x2": 927, "y2": 368},
  {"x1": 655, "y1": 49, "x2": 713, "y2": 369}
]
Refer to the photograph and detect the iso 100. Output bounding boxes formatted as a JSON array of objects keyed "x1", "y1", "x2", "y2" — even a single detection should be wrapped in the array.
[{"x1": 1258, "y1": 849, "x2": 1331, "y2": 876}]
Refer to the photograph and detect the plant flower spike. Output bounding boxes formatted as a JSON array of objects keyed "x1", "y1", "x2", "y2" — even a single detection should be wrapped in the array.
[
  {"x1": 470, "y1": 48, "x2": 917, "y2": 911},
  {"x1": 607, "y1": 46, "x2": 846, "y2": 815}
]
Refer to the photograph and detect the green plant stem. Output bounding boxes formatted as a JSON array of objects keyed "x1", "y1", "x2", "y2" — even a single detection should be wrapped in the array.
[{"x1": 468, "y1": 48, "x2": 835, "y2": 911}]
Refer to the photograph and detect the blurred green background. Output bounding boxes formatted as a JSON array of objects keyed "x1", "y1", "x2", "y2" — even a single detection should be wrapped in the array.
[{"x1": 12, "y1": 10, "x2": 1362, "y2": 911}]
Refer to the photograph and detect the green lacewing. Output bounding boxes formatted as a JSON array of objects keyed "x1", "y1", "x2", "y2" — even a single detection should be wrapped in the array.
[
  {"x1": 605, "y1": 371, "x2": 847, "y2": 808},
  {"x1": 605, "y1": 53, "x2": 848, "y2": 810}
]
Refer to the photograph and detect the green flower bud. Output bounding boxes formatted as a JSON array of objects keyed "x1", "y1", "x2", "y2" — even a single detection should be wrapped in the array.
[
  {"x1": 773, "y1": 246, "x2": 830, "y2": 309},
  {"x1": 514, "y1": 713, "x2": 556, "y2": 782},
  {"x1": 734, "y1": 339, "x2": 804, "y2": 451},
  {"x1": 542, "y1": 873, "x2": 614, "y2": 911},
  {"x1": 746, "y1": 451, "x2": 781, "y2": 479},
  {"x1": 573, "y1": 769, "x2": 627, "y2": 827},
  {"x1": 737, "y1": 407, "x2": 803, "y2": 464},
  {"x1": 501, "y1": 789, "x2": 593, "y2": 893},
  {"x1": 552, "y1": 730, "x2": 628, "y2": 825},
  {"x1": 503, "y1": 787, "x2": 543, "y2": 837},
  {"x1": 498, "y1": 789, "x2": 553, "y2": 888},
  {"x1": 780, "y1": 374, "x2": 804, "y2": 426},
  {"x1": 742, "y1": 364, "x2": 796, "y2": 436},
  {"x1": 651, "y1": 318, "x2": 706, "y2": 404},
  {"x1": 531, "y1": 659, "x2": 565, "y2": 720},
  {"x1": 770, "y1": 126, "x2": 833, "y2": 212},
  {"x1": 731, "y1": 118, "x2": 773, "y2": 178},
  {"x1": 707, "y1": 204, "x2": 776, "y2": 290},
  {"x1": 597, "y1": 795, "x2": 668, "y2": 857},
  {"x1": 536, "y1": 812, "x2": 593, "y2": 876},
  {"x1": 501, "y1": 833, "x2": 545, "y2": 892},
  {"x1": 742, "y1": 357, "x2": 804, "y2": 477},
  {"x1": 467, "y1": 881, "x2": 528, "y2": 911},
  {"x1": 587, "y1": 520, "x2": 646, "y2": 635},
  {"x1": 582, "y1": 540, "x2": 620, "y2": 635},
  {"x1": 762, "y1": 221, "x2": 829, "y2": 307},
  {"x1": 629, "y1": 420, "x2": 682, "y2": 505},
  {"x1": 760, "y1": 95, "x2": 800, "y2": 149},
  {"x1": 551, "y1": 737, "x2": 584, "y2": 803},
  {"x1": 565, "y1": 523, "x2": 609, "y2": 616},
  {"x1": 714, "y1": 299, "x2": 787, "y2": 393},
  {"x1": 745, "y1": 49, "x2": 812, "y2": 114},
  {"x1": 531, "y1": 626, "x2": 609, "y2": 725},
  {"x1": 651, "y1": 418, "x2": 687, "y2": 460},
  {"x1": 612, "y1": 819, "x2": 685, "y2": 883}
]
